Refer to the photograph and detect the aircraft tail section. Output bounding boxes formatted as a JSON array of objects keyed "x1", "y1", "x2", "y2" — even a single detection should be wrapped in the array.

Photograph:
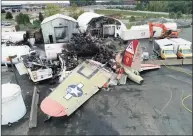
[{"x1": 123, "y1": 40, "x2": 141, "y2": 71}]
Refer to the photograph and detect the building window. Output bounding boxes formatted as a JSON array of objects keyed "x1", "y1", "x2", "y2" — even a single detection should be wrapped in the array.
[{"x1": 54, "y1": 26, "x2": 68, "y2": 43}]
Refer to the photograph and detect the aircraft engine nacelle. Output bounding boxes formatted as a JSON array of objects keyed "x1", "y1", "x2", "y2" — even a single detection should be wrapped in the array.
[{"x1": 123, "y1": 67, "x2": 144, "y2": 85}]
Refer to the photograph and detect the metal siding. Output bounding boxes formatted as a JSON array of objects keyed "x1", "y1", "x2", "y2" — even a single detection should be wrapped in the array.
[{"x1": 41, "y1": 18, "x2": 78, "y2": 44}]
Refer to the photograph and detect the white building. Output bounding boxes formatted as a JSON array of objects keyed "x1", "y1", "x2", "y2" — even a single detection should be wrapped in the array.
[
  {"x1": 41, "y1": 14, "x2": 79, "y2": 44},
  {"x1": 2, "y1": 25, "x2": 16, "y2": 32},
  {"x1": 77, "y1": 12, "x2": 127, "y2": 38}
]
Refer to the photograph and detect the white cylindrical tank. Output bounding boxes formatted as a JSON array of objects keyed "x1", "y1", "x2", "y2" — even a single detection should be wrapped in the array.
[{"x1": 1, "y1": 83, "x2": 26, "y2": 125}]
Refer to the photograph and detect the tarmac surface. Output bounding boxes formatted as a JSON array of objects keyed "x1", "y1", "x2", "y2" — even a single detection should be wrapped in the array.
[{"x1": 1, "y1": 27, "x2": 192, "y2": 135}]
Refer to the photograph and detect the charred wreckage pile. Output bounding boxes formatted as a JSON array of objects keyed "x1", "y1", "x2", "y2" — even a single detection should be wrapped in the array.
[
  {"x1": 60, "y1": 33, "x2": 120, "y2": 70},
  {"x1": 21, "y1": 33, "x2": 122, "y2": 83}
]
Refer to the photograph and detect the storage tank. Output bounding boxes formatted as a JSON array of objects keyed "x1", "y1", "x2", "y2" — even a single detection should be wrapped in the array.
[{"x1": 1, "y1": 83, "x2": 26, "y2": 125}]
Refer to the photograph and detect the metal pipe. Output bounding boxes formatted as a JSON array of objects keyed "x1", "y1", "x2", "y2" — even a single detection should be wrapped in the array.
[{"x1": 9, "y1": 55, "x2": 19, "y2": 85}]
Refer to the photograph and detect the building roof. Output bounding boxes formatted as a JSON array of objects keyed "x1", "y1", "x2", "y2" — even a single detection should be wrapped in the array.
[
  {"x1": 41, "y1": 14, "x2": 77, "y2": 25},
  {"x1": 77, "y1": 12, "x2": 103, "y2": 30}
]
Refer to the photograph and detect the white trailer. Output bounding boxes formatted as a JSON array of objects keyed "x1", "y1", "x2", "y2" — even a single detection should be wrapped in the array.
[
  {"x1": 153, "y1": 39, "x2": 177, "y2": 59},
  {"x1": 169, "y1": 38, "x2": 192, "y2": 58},
  {"x1": 120, "y1": 23, "x2": 177, "y2": 41},
  {"x1": 2, "y1": 45, "x2": 31, "y2": 64},
  {"x1": 2, "y1": 31, "x2": 26, "y2": 43}
]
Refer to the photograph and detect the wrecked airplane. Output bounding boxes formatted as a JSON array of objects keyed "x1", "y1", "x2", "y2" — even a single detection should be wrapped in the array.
[
  {"x1": 113, "y1": 40, "x2": 160, "y2": 85},
  {"x1": 40, "y1": 60, "x2": 113, "y2": 117},
  {"x1": 40, "y1": 40, "x2": 160, "y2": 118}
]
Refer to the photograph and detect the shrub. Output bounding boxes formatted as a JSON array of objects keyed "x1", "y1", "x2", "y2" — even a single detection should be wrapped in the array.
[
  {"x1": 176, "y1": 11, "x2": 182, "y2": 19},
  {"x1": 129, "y1": 16, "x2": 136, "y2": 22},
  {"x1": 2, "y1": 9, "x2": 6, "y2": 13},
  {"x1": 5, "y1": 12, "x2": 13, "y2": 19},
  {"x1": 169, "y1": 12, "x2": 175, "y2": 19}
]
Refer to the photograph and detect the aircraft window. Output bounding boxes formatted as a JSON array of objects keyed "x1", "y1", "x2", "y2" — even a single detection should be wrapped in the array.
[
  {"x1": 164, "y1": 50, "x2": 174, "y2": 54},
  {"x1": 182, "y1": 49, "x2": 192, "y2": 54}
]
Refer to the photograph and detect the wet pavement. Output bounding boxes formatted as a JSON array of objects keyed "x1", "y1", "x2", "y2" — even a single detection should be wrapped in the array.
[
  {"x1": 1, "y1": 27, "x2": 192, "y2": 135},
  {"x1": 1, "y1": 64, "x2": 192, "y2": 135}
]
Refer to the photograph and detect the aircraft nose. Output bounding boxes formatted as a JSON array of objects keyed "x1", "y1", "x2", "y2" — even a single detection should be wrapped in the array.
[{"x1": 40, "y1": 97, "x2": 67, "y2": 117}]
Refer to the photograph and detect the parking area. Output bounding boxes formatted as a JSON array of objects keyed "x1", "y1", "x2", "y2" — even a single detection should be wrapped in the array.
[
  {"x1": 1, "y1": 63, "x2": 192, "y2": 135},
  {"x1": 1, "y1": 27, "x2": 192, "y2": 135}
]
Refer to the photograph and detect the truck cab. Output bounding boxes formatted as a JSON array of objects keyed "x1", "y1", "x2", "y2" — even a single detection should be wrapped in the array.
[
  {"x1": 154, "y1": 39, "x2": 177, "y2": 59},
  {"x1": 169, "y1": 38, "x2": 192, "y2": 59}
]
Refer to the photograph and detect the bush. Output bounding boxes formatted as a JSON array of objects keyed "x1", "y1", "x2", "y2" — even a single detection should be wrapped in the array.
[
  {"x1": 5, "y1": 12, "x2": 13, "y2": 19},
  {"x1": 23, "y1": 14, "x2": 30, "y2": 24},
  {"x1": 1, "y1": 9, "x2": 6, "y2": 13},
  {"x1": 129, "y1": 16, "x2": 135, "y2": 22},
  {"x1": 33, "y1": 20, "x2": 41, "y2": 28},
  {"x1": 176, "y1": 11, "x2": 182, "y2": 19},
  {"x1": 169, "y1": 12, "x2": 175, "y2": 19},
  {"x1": 70, "y1": 10, "x2": 85, "y2": 20},
  {"x1": 15, "y1": 24, "x2": 20, "y2": 31}
]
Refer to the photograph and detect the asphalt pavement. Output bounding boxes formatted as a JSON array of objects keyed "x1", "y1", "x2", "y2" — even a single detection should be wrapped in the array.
[{"x1": 1, "y1": 27, "x2": 192, "y2": 135}]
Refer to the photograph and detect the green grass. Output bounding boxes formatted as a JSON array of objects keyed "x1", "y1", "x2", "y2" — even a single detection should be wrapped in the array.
[
  {"x1": 95, "y1": 9, "x2": 169, "y2": 18},
  {"x1": 19, "y1": 23, "x2": 40, "y2": 31}
]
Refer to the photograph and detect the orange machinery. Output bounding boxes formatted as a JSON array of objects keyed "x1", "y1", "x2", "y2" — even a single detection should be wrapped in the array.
[{"x1": 149, "y1": 22, "x2": 180, "y2": 41}]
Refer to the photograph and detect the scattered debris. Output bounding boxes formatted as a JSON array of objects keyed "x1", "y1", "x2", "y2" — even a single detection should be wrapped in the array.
[
  {"x1": 118, "y1": 74, "x2": 127, "y2": 85},
  {"x1": 29, "y1": 86, "x2": 39, "y2": 128},
  {"x1": 20, "y1": 51, "x2": 60, "y2": 83}
]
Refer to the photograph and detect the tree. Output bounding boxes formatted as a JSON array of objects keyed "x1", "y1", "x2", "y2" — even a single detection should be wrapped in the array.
[
  {"x1": 70, "y1": 0, "x2": 96, "y2": 6},
  {"x1": 33, "y1": 20, "x2": 41, "y2": 28},
  {"x1": 69, "y1": 3, "x2": 85, "y2": 19},
  {"x1": 5, "y1": 12, "x2": 13, "y2": 19},
  {"x1": 176, "y1": 11, "x2": 182, "y2": 19},
  {"x1": 44, "y1": 4, "x2": 61, "y2": 17},
  {"x1": 39, "y1": 12, "x2": 44, "y2": 22},
  {"x1": 169, "y1": 12, "x2": 175, "y2": 19},
  {"x1": 1, "y1": 9, "x2": 6, "y2": 13},
  {"x1": 23, "y1": 14, "x2": 30, "y2": 25},
  {"x1": 129, "y1": 16, "x2": 135, "y2": 22},
  {"x1": 15, "y1": 24, "x2": 20, "y2": 31},
  {"x1": 15, "y1": 13, "x2": 30, "y2": 25}
]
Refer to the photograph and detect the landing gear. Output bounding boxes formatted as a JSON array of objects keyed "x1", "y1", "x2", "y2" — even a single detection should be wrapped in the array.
[{"x1": 44, "y1": 115, "x2": 52, "y2": 122}]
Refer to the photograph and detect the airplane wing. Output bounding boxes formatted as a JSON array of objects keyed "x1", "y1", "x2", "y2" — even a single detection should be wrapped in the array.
[
  {"x1": 141, "y1": 64, "x2": 161, "y2": 71},
  {"x1": 40, "y1": 60, "x2": 112, "y2": 117}
]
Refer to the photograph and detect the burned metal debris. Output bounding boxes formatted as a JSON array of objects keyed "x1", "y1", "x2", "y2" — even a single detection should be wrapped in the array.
[
  {"x1": 58, "y1": 50, "x2": 78, "y2": 71},
  {"x1": 21, "y1": 51, "x2": 60, "y2": 72},
  {"x1": 63, "y1": 33, "x2": 119, "y2": 68}
]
